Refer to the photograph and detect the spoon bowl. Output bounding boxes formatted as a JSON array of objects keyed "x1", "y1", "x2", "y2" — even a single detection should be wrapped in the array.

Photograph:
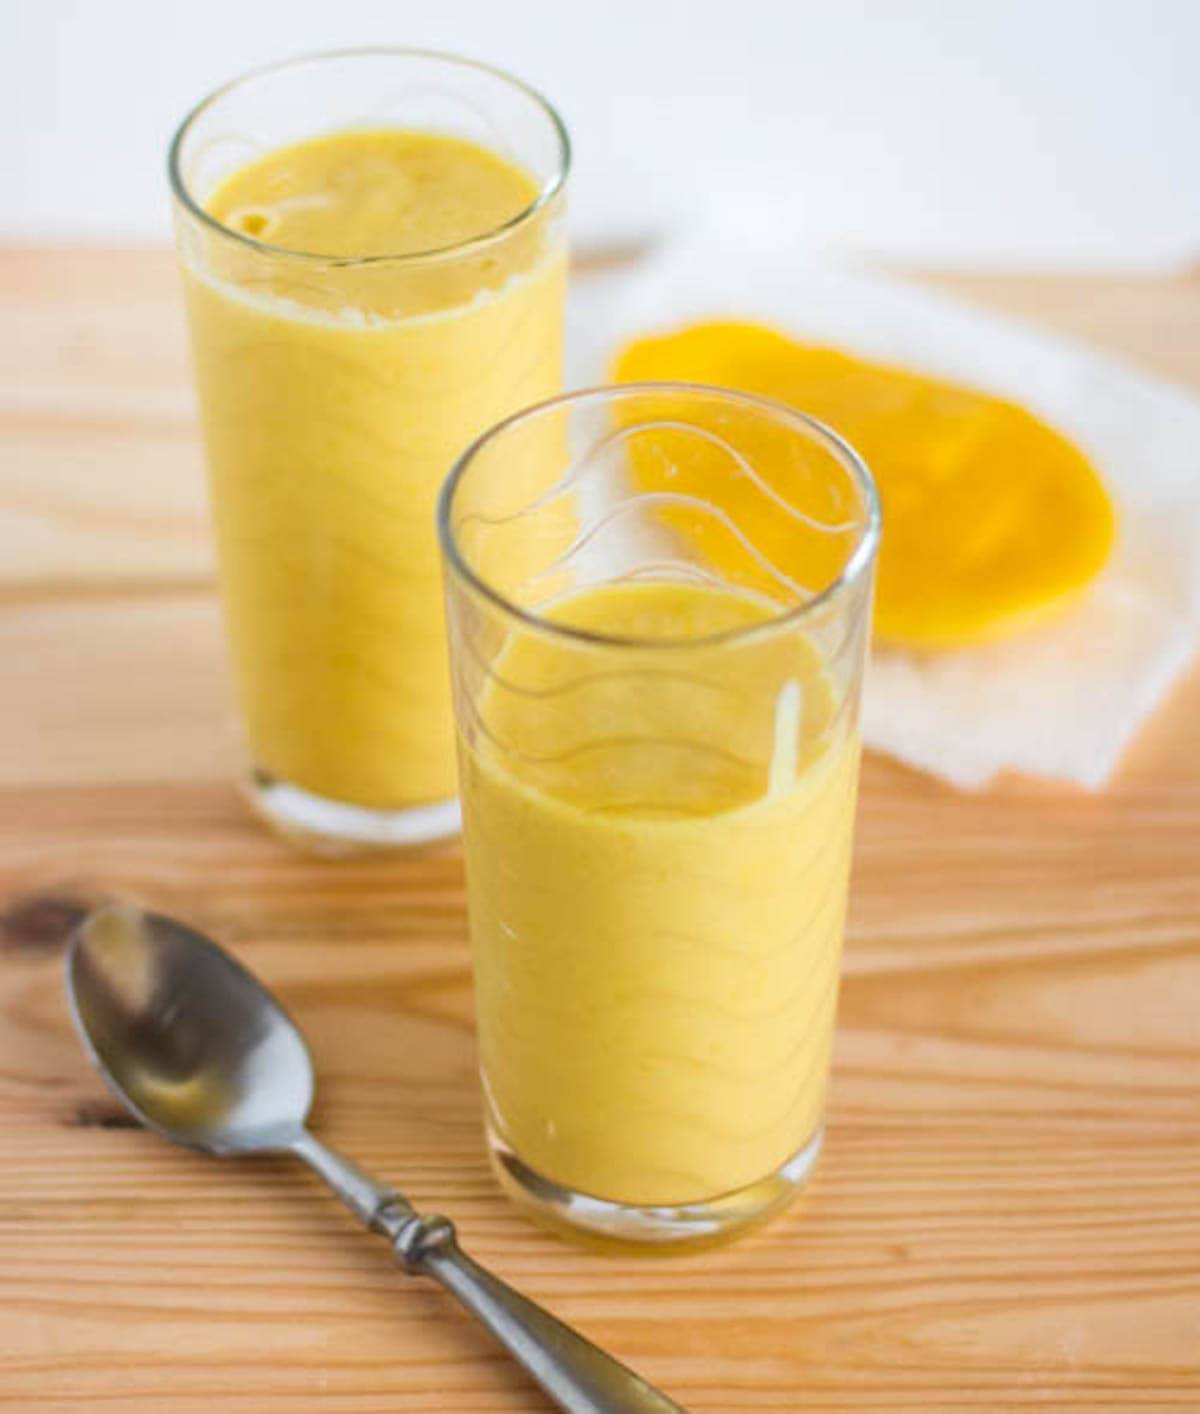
[{"x1": 68, "y1": 904, "x2": 312, "y2": 1153}]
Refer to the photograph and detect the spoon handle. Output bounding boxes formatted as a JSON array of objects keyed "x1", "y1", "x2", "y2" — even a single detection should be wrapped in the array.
[
  {"x1": 387, "y1": 1208, "x2": 684, "y2": 1413},
  {"x1": 289, "y1": 1134, "x2": 683, "y2": 1411}
]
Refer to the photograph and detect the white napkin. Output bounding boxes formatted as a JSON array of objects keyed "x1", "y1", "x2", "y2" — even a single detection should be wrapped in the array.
[{"x1": 567, "y1": 234, "x2": 1200, "y2": 791}]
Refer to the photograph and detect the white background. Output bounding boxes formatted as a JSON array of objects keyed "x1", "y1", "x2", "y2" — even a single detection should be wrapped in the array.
[{"x1": 4, "y1": 0, "x2": 1198, "y2": 269}]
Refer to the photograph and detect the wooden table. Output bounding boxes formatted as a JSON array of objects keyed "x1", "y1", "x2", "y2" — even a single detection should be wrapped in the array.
[{"x1": 3, "y1": 249, "x2": 1199, "y2": 1411}]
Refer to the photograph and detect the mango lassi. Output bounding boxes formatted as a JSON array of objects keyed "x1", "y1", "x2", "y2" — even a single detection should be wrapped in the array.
[
  {"x1": 458, "y1": 580, "x2": 861, "y2": 1211},
  {"x1": 179, "y1": 127, "x2": 565, "y2": 821}
]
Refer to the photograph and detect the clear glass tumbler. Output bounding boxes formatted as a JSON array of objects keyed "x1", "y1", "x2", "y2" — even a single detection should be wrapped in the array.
[
  {"x1": 440, "y1": 383, "x2": 880, "y2": 1244},
  {"x1": 169, "y1": 49, "x2": 569, "y2": 850}
]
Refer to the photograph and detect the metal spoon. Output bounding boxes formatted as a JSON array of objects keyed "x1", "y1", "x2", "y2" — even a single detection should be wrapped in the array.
[{"x1": 65, "y1": 903, "x2": 683, "y2": 1414}]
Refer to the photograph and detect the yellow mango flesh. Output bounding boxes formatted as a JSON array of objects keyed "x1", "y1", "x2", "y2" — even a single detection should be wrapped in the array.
[{"x1": 612, "y1": 321, "x2": 1116, "y2": 649}]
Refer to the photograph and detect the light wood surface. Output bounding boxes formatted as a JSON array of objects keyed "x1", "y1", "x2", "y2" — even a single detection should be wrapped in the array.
[{"x1": 2, "y1": 248, "x2": 1199, "y2": 1411}]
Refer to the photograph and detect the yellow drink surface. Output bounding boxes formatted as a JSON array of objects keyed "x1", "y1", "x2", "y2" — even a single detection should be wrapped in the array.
[
  {"x1": 460, "y1": 581, "x2": 860, "y2": 1205},
  {"x1": 183, "y1": 130, "x2": 565, "y2": 808}
]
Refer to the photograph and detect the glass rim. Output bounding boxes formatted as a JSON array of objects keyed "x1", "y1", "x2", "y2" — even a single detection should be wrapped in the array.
[
  {"x1": 167, "y1": 46, "x2": 571, "y2": 267},
  {"x1": 438, "y1": 380, "x2": 883, "y2": 652}
]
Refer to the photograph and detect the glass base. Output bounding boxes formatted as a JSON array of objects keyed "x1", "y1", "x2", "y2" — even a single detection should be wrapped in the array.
[
  {"x1": 487, "y1": 1120, "x2": 824, "y2": 1248},
  {"x1": 245, "y1": 769, "x2": 460, "y2": 853}
]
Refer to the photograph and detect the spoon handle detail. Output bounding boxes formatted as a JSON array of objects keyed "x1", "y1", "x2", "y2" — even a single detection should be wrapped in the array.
[
  {"x1": 290, "y1": 1134, "x2": 683, "y2": 1412},
  {"x1": 389, "y1": 1207, "x2": 684, "y2": 1413}
]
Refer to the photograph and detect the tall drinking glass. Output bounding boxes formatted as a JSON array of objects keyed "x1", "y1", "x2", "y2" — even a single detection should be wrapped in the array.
[
  {"x1": 170, "y1": 50, "x2": 569, "y2": 849},
  {"x1": 440, "y1": 384, "x2": 880, "y2": 1244}
]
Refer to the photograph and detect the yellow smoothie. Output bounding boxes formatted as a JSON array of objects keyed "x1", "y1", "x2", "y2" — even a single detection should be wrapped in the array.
[
  {"x1": 459, "y1": 580, "x2": 861, "y2": 1206},
  {"x1": 181, "y1": 130, "x2": 565, "y2": 808}
]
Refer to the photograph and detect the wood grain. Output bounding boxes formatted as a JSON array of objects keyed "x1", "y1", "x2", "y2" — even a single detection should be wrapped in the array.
[{"x1": 2, "y1": 247, "x2": 1199, "y2": 1411}]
